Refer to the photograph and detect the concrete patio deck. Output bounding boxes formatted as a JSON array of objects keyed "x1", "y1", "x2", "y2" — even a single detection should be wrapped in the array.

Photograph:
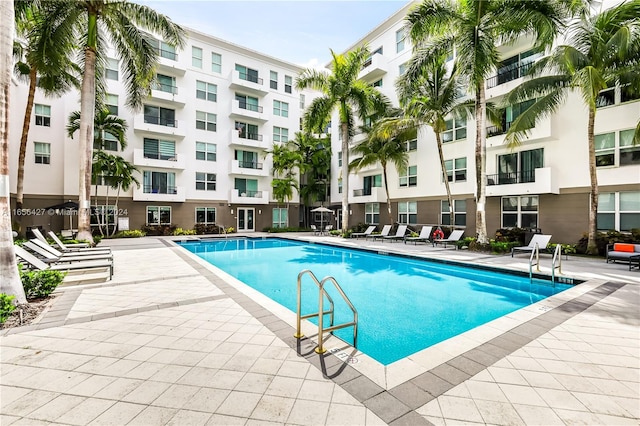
[{"x1": 1, "y1": 233, "x2": 638, "y2": 425}]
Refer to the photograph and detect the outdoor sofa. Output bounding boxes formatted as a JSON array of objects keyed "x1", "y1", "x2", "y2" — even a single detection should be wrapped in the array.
[{"x1": 606, "y1": 243, "x2": 640, "y2": 270}]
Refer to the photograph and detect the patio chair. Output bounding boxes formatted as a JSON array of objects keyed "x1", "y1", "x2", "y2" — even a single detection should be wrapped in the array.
[
  {"x1": 30, "y1": 238, "x2": 111, "y2": 258},
  {"x1": 47, "y1": 231, "x2": 109, "y2": 252},
  {"x1": 382, "y1": 225, "x2": 408, "y2": 242},
  {"x1": 14, "y1": 245, "x2": 113, "y2": 280},
  {"x1": 369, "y1": 225, "x2": 392, "y2": 241},
  {"x1": 323, "y1": 224, "x2": 333, "y2": 235},
  {"x1": 433, "y1": 229, "x2": 464, "y2": 249},
  {"x1": 404, "y1": 226, "x2": 433, "y2": 245},
  {"x1": 310, "y1": 225, "x2": 321, "y2": 235},
  {"x1": 511, "y1": 234, "x2": 552, "y2": 257},
  {"x1": 25, "y1": 240, "x2": 112, "y2": 262},
  {"x1": 351, "y1": 225, "x2": 376, "y2": 239}
]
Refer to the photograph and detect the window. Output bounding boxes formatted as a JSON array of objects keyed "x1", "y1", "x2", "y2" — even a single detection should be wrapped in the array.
[
  {"x1": 143, "y1": 171, "x2": 176, "y2": 194},
  {"x1": 338, "y1": 180, "x2": 342, "y2": 194},
  {"x1": 196, "y1": 142, "x2": 216, "y2": 161},
  {"x1": 357, "y1": 175, "x2": 382, "y2": 196},
  {"x1": 300, "y1": 94, "x2": 305, "y2": 109},
  {"x1": 147, "y1": 206, "x2": 171, "y2": 225},
  {"x1": 494, "y1": 148, "x2": 543, "y2": 184},
  {"x1": 34, "y1": 142, "x2": 50, "y2": 164},
  {"x1": 196, "y1": 111, "x2": 216, "y2": 131},
  {"x1": 236, "y1": 122, "x2": 260, "y2": 140},
  {"x1": 441, "y1": 200, "x2": 467, "y2": 226},
  {"x1": 105, "y1": 58, "x2": 119, "y2": 80},
  {"x1": 272, "y1": 208, "x2": 288, "y2": 228},
  {"x1": 196, "y1": 172, "x2": 216, "y2": 191},
  {"x1": 235, "y1": 64, "x2": 260, "y2": 84},
  {"x1": 234, "y1": 178, "x2": 259, "y2": 197},
  {"x1": 443, "y1": 117, "x2": 466, "y2": 142},
  {"x1": 211, "y1": 52, "x2": 222, "y2": 73},
  {"x1": 398, "y1": 201, "x2": 417, "y2": 224},
  {"x1": 34, "y1": 104, "x2": 50, "y2": 126},
  {"x1": 143, "y1": 138, "x2": 175, "y2": 161},
  {"x1": 105, "y1": 94, "x2": 118, "y2": 115},
  {"x1": 285, "y1": 75, "x2": 292, "y2": 93},
  {"x1": 146, "y1": 38, "x2": 176, "y2": 61},
  {"x1": 196, "y1": 207, "x2": 216, "y2": 224},
  {"x1": 338, "y1": 151, "x2": 342, "y2": 167},
  {"x1": 444, "y1": 157, "x2": 467, "y2": 182},
  {"x1": 396, "y1": 29, "x2": 405, "y2": 53},
  {"x1": 365, "y1": 203, "x2": 380, "y2": 224},
  {"x1": 597, "y1": 81, "x2": 640, "y2": 107},
  {"x1": 490, "y1": 49, "x2": 541, "y2": 88},
  {"x1": 373, "y1": 79, "x2": 383, "y2": 87},
  {"x1": 273, "y1": 126, "x2": 288, "y2": 143},
  {"x1": 236, "y1": 94, "x2": 261, "y2": 112},
  {"x1": 598, "y1": 191, "x2": 640, "y2": 231},
  {"x1": 273, "y1": 100, "x2": 289, "y2": 117},
  {"x1": 398, "y1": 63, "x2": 407, "y2": 75},
  {"x1": 155, "y1": 74, "x2": 176, "y2": 94},
  {"x1": 404, "y1": 139, "x2": 417, "y2": 152},
  {"x1": 192, "y1": 46, "x2": 202, "y2": 68},
  {"x1": 596, "y1": 88, "x2": 615, "y2": 108},
  {"x1": 364, "y1": 47, "x2": 383, "y2": 68},
  {"x1": 270, "y1": 71, "x2": 278, "y2": 90},
  {"x1": 235, "y1": 150, "x2": 261, "y2": 169},
  {"x1": 399, "y1": 165, "x2": 417, "y2": 187},
  {"x1": 144, "y1": 105, "x2": 175, "y2": 127},
  {"x1": 196, "y1": 81, "x2": 217, "y2": 102},
  {"x1": 502, "y1": 196, "x2": 538, "y2": 228},
  {"x1": 621, "y1": 82, "x2": 640, "y2": 103},
  {"x1": 596, "y1": 130, "x2": 639, "y2": 167},
  {"x1": 97, "y1": 132, "x2": 118, "y2": 151},
  {"x1": 90, "y1": 205, "x2": 115, "y2": 230}
]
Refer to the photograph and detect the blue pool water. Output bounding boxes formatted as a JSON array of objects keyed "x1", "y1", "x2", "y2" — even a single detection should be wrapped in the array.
[{"x1": 179, "y1": 238, "x2": 570, "y2": 365}]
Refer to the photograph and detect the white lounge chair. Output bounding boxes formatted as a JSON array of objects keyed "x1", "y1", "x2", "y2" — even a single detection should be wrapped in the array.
[
  {"x1": 404, "y1": 226, "x2": 433, "y2": 245},
  {"x1": 32, "y1": 228, "x2": 87, "y2": 249},
  {"x1": 383, "y1": 225, "x2": 408, "y2": 242},
  {"x1": 15, "y1": 245, "x2": 113, "y2": 280},
  {"x1": 369, "y1": 224, "x2": 392, "y2": 240},
  {"x1": 511, "y1": 234, "x2": 552, "y2": 257},
  {"x1": 351, "y1": 225, "x2": 376, "y2": 239},
  {"x1": 23, "y1": 241, "x2": 113, "y2": 265},
  {"x1": 433, "y1": 229, "x2": 464, "y2": 249},
  {"x1": 47, "y1": 231, "x2": 109, "y2": 252},
  {"x1": 30, "y1": 238, "x2": 111, "y2": 258}
]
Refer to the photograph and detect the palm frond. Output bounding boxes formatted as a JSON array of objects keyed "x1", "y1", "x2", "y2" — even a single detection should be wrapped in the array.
[
  {"x1": 505, "y1": 74, "x2": 571, "y2": 105},
  {"x1": 504, "y1": 89, "x2": 567, "y2": 147},
  {"x1": 295, "y1": 68, "x2": 329, "y2": 93},
  {"x1": 303, "y1": 97, "x2": 334, "y2": 133},
  {"x1": 573, "y1": 65, "x2": 607, "y2": 108}
]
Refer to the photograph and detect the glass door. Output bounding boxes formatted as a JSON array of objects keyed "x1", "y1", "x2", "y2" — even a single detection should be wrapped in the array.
[{"x1": 237, "y1": 208, "x2": 255, "y2": 232}]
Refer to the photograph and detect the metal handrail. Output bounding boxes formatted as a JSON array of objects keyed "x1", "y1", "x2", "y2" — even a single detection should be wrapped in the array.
[
  {"x1": 295, "y1": 270, "x2": 358, "y2": 354},
  {"x1": 529, "y1": 242, "x2": 540, "y2": 283},
  {"x1": 551, "y1": 244, "x2": 562, "y2": 285}
]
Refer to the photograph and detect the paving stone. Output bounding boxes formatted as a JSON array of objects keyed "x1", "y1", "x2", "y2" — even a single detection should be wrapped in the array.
[
  {"x1": 388, "y1": 380, "x2": 434, "y2": 410},
  {"x1": 363, "y1": 392, "x2": 411, "y2": 424},
  {"x1": 411, "y1": 372, "x2": 454, "y2": 397},
  {"x1": 341, "y1": 375, "x2": 384, "y2": 402},
  {"x1": 429, "y1": 363, "x2": 470, "y2": 387}
]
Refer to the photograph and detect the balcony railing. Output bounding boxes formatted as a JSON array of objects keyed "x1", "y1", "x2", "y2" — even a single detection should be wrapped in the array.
[
  {"x1": 238, "y1": 161, "x2": 263, "y2": 170},
  {"x1": 487, "y1": 125, "x2": 506, "y2": 137},
  {"x1": 353, "y1": 188, "x2": 372, "y2": 197},
  {"x1": 486, "y1": 170, "x2": 536, "y2": 186},
  {"x1": 143, "y1": 152, "x2": 176, "y2": 161},
  {"x1": 153, "y1": 82, "x2": 178, "y2": 94},
  {"x1": 239, "y1": 190, "x2": 262, "y2": 197},
  {"x1": 143, "y1": 185, "x2": 177, "y2": 194},
  {"x1": 238, "y1": 72, "x2": 263, "y2": 85},
  {"x1": 144, "y1": 115, "x2": 177, "y2": 128},
  {"x1": 239, "y1": 132, "x2": 263, "y2": 141},
  {"x1": 157, "y1": 48, "x2": 177, "y2": 61},
  {"x1": 237, "y1": 101, "x2": 263, "y2": 113},
  {"x1": 486, "y1": 61, "x2": 535, "y2": 89}
]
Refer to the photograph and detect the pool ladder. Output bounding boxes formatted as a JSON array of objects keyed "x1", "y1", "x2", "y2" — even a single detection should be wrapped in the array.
[
  {"x1": 294, "y1": 269, "x2": 358, "y2": 354},
  {"x1": 529, "y1": 243, "x2": 562, "y2": 285}
]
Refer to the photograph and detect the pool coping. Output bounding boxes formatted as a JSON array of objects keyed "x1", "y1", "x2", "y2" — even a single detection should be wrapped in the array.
[{"x1": 167, "y1": 236, "x2": 628, "y2": 425}]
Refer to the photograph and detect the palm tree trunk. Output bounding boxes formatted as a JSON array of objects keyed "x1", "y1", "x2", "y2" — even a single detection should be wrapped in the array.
[
  {"x1": 0, "y1": 0, "x2": 27, "y2": 304},
  {"x1": 14, "y1": 67, "x2": 37, "y2": 237},
  {"x1": 110, "y1": 187, "x2": 121, "y2": 237},
  {"x1": 435, "y1": 131, "x2": 454, "y2": 226},
  {"x1": 586, "y1": 106, "x2": 598, "y2": 255},
  {"x1": 340, "y1": 121, "x2": 349, "y2": 233},
  {"x1": 76, "y1": 12, "x2": 98, "y2": 244},
  {"x1": 381, "y1": 162, "x2": 393, "y2": 224},
  {"x1": 475, "y1": 83, "x2": 488, "y2": 244}
]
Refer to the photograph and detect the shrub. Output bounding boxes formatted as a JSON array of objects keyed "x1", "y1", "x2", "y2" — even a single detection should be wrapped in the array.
[
  {"x1": 576, "y1": 230, "x2": 635, "y2": 256},
  {"x1": 548, "y1": 243, "x2": 577, "y2": 255},
  {"x1": 489, "y1": 240, "x2": 520, "y2": 254},
  {"x1": 225, "y1": 227, "x2": 235, "y2": 234},
  {"x1": 456, "y1": 236, "x2": 476, "y2": 249},
  {"x1": 0, "y1": 293, "x2": 16, "y2": 324},
  {"x1": 19, "y1": 267, "x2": 64, "y2": 299},
  {"x1": 172, "y1": 227, "x2": 196, "y2": 236},
  {"x1": 263, "y1": 226, "x2": 308, "y2": 233},
  {"x1": 350, "y1": 223, "x2": 370, "y2": 234},
  {"x1": 141, "y1": 224, "x2": 176, "y2": 236},
  {"x1": 494, "y1": 227, "x2": 527, "y2": 243},
  {"x1": 114, "y1": 229, "x2": 146, "y2": 238},
  {"x1": 194, "y1": 223, "x2": 224, "y2": 235}
]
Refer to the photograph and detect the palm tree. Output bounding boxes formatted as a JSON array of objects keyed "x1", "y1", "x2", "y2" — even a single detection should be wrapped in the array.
[
  {"x1": 350, "y1": 107, "x2": 411, "y2": 224},
  {"x1": 13, "y1": 4, "x2": 79, "y2": 237},
  {"x1": 106, "y1": 155, "x2": 139, "y2": 237},
  {"x1": 504, "y1": 0, "x2": 640, "y2": 254},
  {"x1": 0, "y1": 0, "x2": 27, "y2": 303},
  {"x1": 296, "y1": 46, "x2": 390, "y2": 233},
  {"x1": 40, "y1": 0, "x2": 185, "y2": 243},
  {"x1": 67, "y1": 109, "x2": 128, "y2": 151},
  {"x1": 406, "y1": 0, "x2": 574, "y2": 243},
  {"x1": 269, "y1": 142, "x2": 300, "y2": 221}
]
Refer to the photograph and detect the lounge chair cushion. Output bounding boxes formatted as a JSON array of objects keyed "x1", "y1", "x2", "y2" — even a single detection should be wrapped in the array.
[{"x1": 613, "y1": 243, "x2": 634, "y2": 252}]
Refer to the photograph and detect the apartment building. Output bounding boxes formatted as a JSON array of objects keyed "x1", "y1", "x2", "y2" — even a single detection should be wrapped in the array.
[
  {"x1": 9, "y1": 28, "x2": 310, "y2": 234},
  {"x1": 326, "y1": 2, "x2": 640, "y2": 243}
]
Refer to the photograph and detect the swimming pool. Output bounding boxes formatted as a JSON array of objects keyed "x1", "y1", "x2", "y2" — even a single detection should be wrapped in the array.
[{"x1": 179, "y1": 238, "x2": 571, "y2": 365}]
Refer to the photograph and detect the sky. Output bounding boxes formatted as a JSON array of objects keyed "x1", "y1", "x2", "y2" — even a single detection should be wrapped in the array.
[{"x1": 136, "y1": 0, "x2": 411, "y2": 68}]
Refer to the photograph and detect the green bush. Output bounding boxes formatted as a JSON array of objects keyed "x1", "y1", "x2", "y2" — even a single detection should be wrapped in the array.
[
  {"x1": 172, "y1": 227, "x2": 196, "y2": 236},
  {"x1": 548, "y1": 243, "x2": 577, "y2": 255},
  {"x1": 19, "y1": 267, "x2": 64, "y2": 299},
  {"x1": 141, "y1": 224, "x2": 175, "y2": 236},
  {"x1": 114, "y1": 229, "x2": 146, "y2": 238},
  {"x1": 494, "y1": 227, "x2": 527, "y2": 243},
  {"x1": 576, "y1": 230, "x2": 635, "y2": 256},
  {"x1": 456, "y1": 236, "x2": 476, "y2": 249},
  {"x1": 0, "y1": 293, "x2": 16, "y2": 324},
  {"x1": 263, "y1": 226, "x2": 308, "y2": 233},
  {"x1": 489, "y1": 240, "x2": 520, "y2": 254},
  {"x1": 194, "y1": 223, "x2": 225, "y2": 235},
  {"x1": 225, "y1": 227, "x2": 235, "y2": 233}
]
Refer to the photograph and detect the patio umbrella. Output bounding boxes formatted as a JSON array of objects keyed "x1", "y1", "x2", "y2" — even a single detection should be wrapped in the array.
[
  {"x1": 310, "y1": 206, "x2": 333, "y2": 231},
  {"x1": 44, "y1": 201, "x2": 78, "y2": 231}
]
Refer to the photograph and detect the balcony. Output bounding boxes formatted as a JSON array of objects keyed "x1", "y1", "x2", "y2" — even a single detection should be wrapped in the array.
[
  {"x1": 229, "y1": 159, "x2": 269, "y2": 177},
  {"x1": 133, "y1": 114, "x2": 186, "y2": 139},
  {"x1": 358, "y1": 53, "x2": 388, "y2": 81},
  {"x1": 485, "y1": 61, "x2": 536, "y2": 97},
  {"x1": 486, "y1": 115, "x2": 552, "y2": 146},
  {"x1": 150, "y1": 84, "x2": 186, "y2": 107},
  {"x1": 486, "y1": 167, "x2": 559, "y2": 196},
  {"x1": 229, "y1": 70, "x2": 268, "y2": 96},
  {"x1": 350, "y1": 186, "x2": 387, "y2": 204},
  {"x1": 229, "y1": 189, "x2": 269, "y2": 205},
  {"x1": 133, "y1": 185, "x2": 185, "y2": 202},
  {"x1": 230, "y1": 99, "x2": 267, "y2": 122},
  {"x1": 156, "y1": 55, "x2": 186, "y2": 76},
  {"x1": 133, "y1": 149, "x2": 185, "y2": 170},
  {"x1": 229, "y1": 129, "x2": 269, "y2": 150}
]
